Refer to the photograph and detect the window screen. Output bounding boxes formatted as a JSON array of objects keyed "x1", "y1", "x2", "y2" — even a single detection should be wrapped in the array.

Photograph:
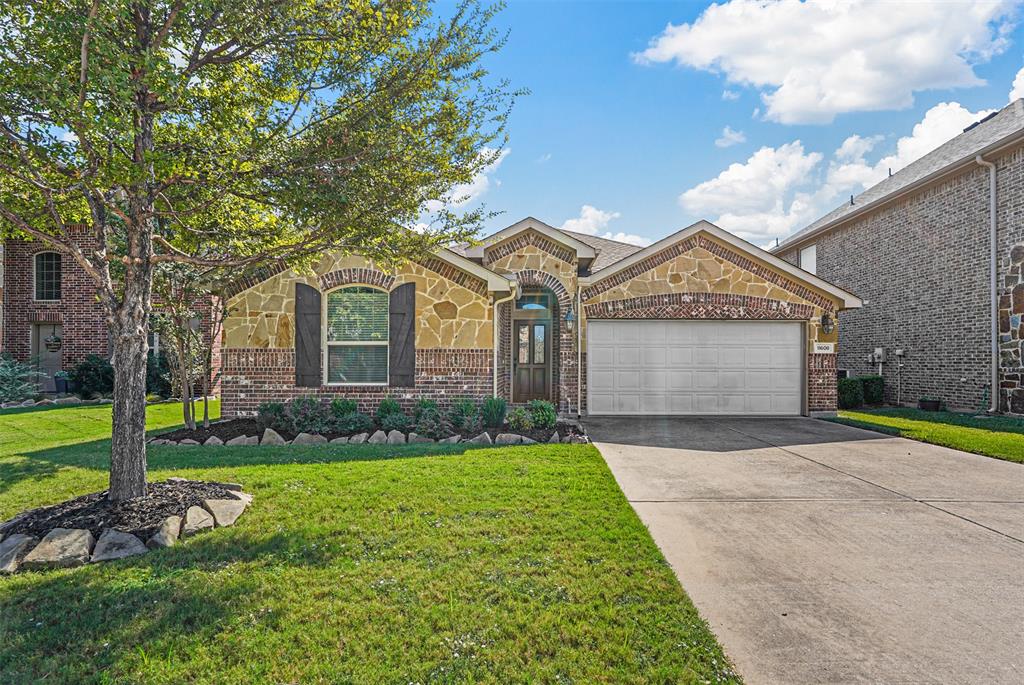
[
  {"x1": 34, "y1": 252, "x2": 61, "y2": 300},
  {"x1": 325, "y1": 287, "x2": 388, "y2": 383}
]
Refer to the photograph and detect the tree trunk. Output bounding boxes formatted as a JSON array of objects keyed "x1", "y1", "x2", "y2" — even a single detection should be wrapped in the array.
[{"x1": 108, "y1": 302, "x2": 151, "y2": 501}]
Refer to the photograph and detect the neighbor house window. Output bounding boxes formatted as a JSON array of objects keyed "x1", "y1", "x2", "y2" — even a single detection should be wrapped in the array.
[
  {"x1": 325, "y1": 286, "x2": 389, "y2": 384},
  {"x1": 34, "y1": 252, "x2": 62, "y2": 300},
  {"x1": 799, "y1": 244, "x2": 817, "y2": 275}
]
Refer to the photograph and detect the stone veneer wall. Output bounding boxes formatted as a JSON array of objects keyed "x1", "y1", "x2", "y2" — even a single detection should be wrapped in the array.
[{"x1": 779, "y1": 144, "x2": 1024, "y2": 414}]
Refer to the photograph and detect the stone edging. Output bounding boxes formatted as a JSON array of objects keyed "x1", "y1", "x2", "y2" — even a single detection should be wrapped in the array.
[{"x1": 150, "y1": 428, "x2": 590, "y2": 447}]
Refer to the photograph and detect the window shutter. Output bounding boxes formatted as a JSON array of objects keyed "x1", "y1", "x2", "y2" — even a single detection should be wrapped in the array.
[
  {"x1": 389, "y1": 283, "x2": 416, "y2": 387},
  {"x1": 295, "y1": 283, "x2": 322, "y2": 387}
]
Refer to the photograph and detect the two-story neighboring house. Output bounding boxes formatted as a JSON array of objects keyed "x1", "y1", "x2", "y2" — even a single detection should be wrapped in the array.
[{"x1": 774, "y1": 99, "x2": 1024, "y2": 415}]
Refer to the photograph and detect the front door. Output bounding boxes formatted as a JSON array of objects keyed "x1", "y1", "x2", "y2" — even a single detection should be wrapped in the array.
[
  {"x1": 513, "y1": 320, "x2": 550, "y2": 402},
  {"x1": 33, "y1": 323, "x2": 63, "y2": 393}
]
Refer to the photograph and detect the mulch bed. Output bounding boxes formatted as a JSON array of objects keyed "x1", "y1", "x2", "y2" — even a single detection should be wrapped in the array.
[
  {"x1": 157, "y1": 418, "x2": 585, "y2": 444},
  {"x1": 0, "y1": 479, "x2": 239, "y2": 541}
]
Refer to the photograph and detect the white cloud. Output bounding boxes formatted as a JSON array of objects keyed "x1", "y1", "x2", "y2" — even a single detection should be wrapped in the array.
[
  {"x1": 721, "y1": 89, "x2": 740, "y2": 101},
  {"x1": 714, "y1": 125, "x2": 746, "y2": 148},
  {"x1": 679, "y1": 101, "x2": 994, "y2": 242},
  {"x1": 425, "y1": 147, "x2": 510, "y2": 213},
  {"x1": 635, "y1": 0, "x2": 1017, "y2": 124},
  {"x1": 560, "y1": 205, "x2": 651, "y2": 246},
  {"x1": 1010, "y1": 65, "x2": 1024, "y2": 101}
]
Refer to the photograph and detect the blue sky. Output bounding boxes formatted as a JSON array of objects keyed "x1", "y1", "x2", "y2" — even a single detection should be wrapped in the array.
[{"x1": 447, "y1": 0, "x2": 1024, "y2": 247}]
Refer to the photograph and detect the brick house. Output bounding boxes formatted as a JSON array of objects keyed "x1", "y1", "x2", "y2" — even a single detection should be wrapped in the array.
[
  {"x1": 774, "y1": 99, "x2": 1024, "y2": 414},
  {"x1": 1, "y1": 226, "x2": 221, "y2": 393},
  {"x1": 221, "y1": 218, "x2": 860, "y2": 418}
]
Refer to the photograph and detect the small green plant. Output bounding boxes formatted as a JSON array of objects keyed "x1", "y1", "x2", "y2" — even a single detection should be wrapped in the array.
[
  {"x1": 334, "y1": 411, "x2": 374, "y2": 434},
  {"x1": 0, "y1": 354, "x2": 40, "y2": 403},
  {"x1": 376, "y1": 397, "x2": 402, "y2": 421},
  {"x1": 448, "y1": 398, "x2": 480, "y2": 433},
  {"x1": 380, "y1": 411, "x2": 411, "y2": 433},
  {"x1": 413, "y1": 398, "x2": 439, "y2": 421},
  {"x1": 415, "y1": 406, "x2": 451, "y2": 439},
  {"x1": 859, "y1": 375, "x2": 884, "y2": 405},
  {"x1": 256, "y1": 401, "x2": 290, "y2": 432},
  {"x1": 506, "y1": 406, "x2": 534, "y2": 432},
  {"x1": 330, "y1": 398, "x2": 359, "y2": 417},
  {"x1": 837, "y1": 377, "x2": 864, "y2": 409},
  {"x1": 289, "y1": 396, "x2": 331, "y2": 434},
  {"x1": 527, "y1": 399, "x2": 557, "y2": 429},
  {"x1": 70, "y1": 354, "x2": 114, "y2": 397},
  {"x1": 481, "y1": 396, "x2": 506, "y2": 428}
]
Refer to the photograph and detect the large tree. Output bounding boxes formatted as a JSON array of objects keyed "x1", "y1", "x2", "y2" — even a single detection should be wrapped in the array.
[{"x1": 0, "y1": 0, "x2": 513, "y2": 500}]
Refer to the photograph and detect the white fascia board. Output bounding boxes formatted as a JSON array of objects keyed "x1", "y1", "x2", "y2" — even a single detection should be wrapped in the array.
[
  {"x1": 463, "y1": 216, "x2": 597, "y2": 260},
  {"x1": 434, "y1": 247, "x2": 512, "y2": 292}
]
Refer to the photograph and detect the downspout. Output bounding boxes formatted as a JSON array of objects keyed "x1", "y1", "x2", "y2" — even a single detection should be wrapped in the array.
[
  {"x1": 976, "y1": 155, "x2": 999, "y2": 413},
  {"x1": 576, "y1": 284, "x2": 582, "y2": 417},
  {"x1": 492, "y1": 283, "x2": 517, "y2": 398}
]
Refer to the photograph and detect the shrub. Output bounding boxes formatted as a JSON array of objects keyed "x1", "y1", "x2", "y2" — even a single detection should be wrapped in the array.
[
  {"x1": 380, "y1": 411, "x2": 410, "y2": 433},
  {"x1": 256, "y1": 401, "x2": 290, "y2": 432},
  {"x1": 448, "y1": 398, "x2": 480, "y2": 433},
  {"x1": 329, "y1": 398, "x2": 359, "y2": 417},
  {"x1": 481, "y1": 396, "x2": 506, "y2": 428},
  {"x1": 70, "y1": 354, "x2": 114, "y2": 398},
  {"x1": 146, "y1": 351, "x2": 172, "y2": 397},
  {"x1": 527, "y1": 399, "x2": 557, "y2": 429},
  {"x1": 859, "y1": 375, "x2": 884, "y2": 405},
  {"x1": 289, "y1": 396, "x2": 331, "y2": 434},
  {"x1": 376, "y1": 397, "x2": 402, "y2": 421},
  {"x1": 0, "y1": 354, "x2": 39, "y2": 403},
  {"x1": 837, "y1": 377, "x2": 864, "y2": 409},
  {"x1": 413, "y1": 398, "x2": 439, "y2": 421},
  {"x1": 506, "y1": 406, "x2": 534, "y2": 432},
  {"x1": 333, "y1": 411, "x2": 374, "y2": 435},
  {"x1": 415, "y1": 406, "x2": 451, "y2": 439}
]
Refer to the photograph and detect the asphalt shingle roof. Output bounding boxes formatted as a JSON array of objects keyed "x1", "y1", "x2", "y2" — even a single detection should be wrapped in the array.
[{"x1": 560, "y1": 230, "x2": 643, "y2": 271}]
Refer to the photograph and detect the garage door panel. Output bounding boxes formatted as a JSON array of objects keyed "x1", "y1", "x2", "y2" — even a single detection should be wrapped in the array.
[{"x1": 588, "y1": 320, "x2": 803, "y2": 416}]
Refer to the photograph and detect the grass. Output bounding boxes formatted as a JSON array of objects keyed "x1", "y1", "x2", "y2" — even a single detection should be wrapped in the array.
[
  {"x1": 0, "y1": 402, "x2": 738, "y2": 684},
  {"x1": 830, "y1": 408, "x2": 1024, "y2": 464}
]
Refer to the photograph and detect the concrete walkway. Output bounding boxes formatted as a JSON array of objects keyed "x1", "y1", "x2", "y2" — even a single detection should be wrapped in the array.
[{"x1": 586, "y1": 416, "x2": 1024, "y2": 685}]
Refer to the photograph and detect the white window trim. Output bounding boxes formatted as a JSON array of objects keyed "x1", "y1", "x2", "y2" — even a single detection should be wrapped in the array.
[
  {"x1": 799, "y1": 243, "x2": 817, "y2": 276},
  {"x1": 32, "y1": 251, "x2": 62, "y2": 302},
  {"x1": 322, "y1": 284, "x2": 390, "y2": 387}
]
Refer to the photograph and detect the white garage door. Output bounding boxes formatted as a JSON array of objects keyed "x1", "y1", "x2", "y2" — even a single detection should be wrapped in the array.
[{"x1": 587, "y1": 320, "x2": 803, "y2": 416}]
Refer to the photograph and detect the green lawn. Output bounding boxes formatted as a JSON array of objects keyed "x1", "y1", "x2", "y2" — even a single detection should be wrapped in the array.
[
  {"x1": 830, "y1": 408, "x2": 1024, "y2": 464},
  {"x1": 0, "y1": 402, "x2": 737, "y2": 684}
]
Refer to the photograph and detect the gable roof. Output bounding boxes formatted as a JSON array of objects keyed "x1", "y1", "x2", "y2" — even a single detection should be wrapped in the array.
[
  {"x1": 561, "y1": 230, "x2": 644, "y2": 271},
  {"x1": 776, "y1": 99, "x2": 1024, "y2": 252},
  {"x1": 460, "y1": 217, "x2": 597, "y2": 261},
  {"x1": 582, "y1": 220, "x2": 862, "y2": 310}
]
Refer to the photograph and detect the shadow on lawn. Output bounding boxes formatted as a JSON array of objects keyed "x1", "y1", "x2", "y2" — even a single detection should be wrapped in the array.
[
  {"x1": 853, "y1": 408, "x2": 1024, "y2": 435},
  {"x1": 0, "y1": 528, "x2": 340, "y2": 682}
]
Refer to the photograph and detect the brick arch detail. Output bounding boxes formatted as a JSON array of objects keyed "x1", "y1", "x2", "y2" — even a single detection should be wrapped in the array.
[
  {"x1": 512, "y1": 269, "x2": 572, "y2": 308},
  {"x1": 318, "y1": 268, "x2": 396, "y2": 292},
  {"x1": 583, "y1": 292, "x2": 816, "y2": 320}
]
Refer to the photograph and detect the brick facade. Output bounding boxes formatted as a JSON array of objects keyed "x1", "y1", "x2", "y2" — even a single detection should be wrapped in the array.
[{"x1": 779, "y1": 144, "x2": 1024, "y2": 414}]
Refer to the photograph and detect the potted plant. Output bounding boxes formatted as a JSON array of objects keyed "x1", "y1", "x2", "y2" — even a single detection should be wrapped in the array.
[
  {"x1": 918, "y1": 397, "x2": 942, "y2": 412},
  {"x1": 53, "y1": 370, "x2": 70, "y2": 395}
]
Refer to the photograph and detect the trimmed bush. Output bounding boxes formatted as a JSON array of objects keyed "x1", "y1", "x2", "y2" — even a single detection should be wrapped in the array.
[
  {"x1": 481, "y1": 396, "x2": 507, "y2": 428},
  {"x1": 380, "y1": 411, "x2": 411, "y2": 433},
  {"x1": 527, "y1": 400, "x2": 557, "y2": 429},
  {"x1": 413, "y1": 398, "x2": 439, "y2": 421},
  {"x1": 415, "y1": 406, "x2": 451, "y2": 439},
  {"x1": 448, "y1": 398, "x2": 480, "y2": 433},
  {"x1": 376, "y1": 397, "x2": 402, "y2": 421},
  {"x1": 859, "y1": 375, "x2": 884, "y2": 405},
  {"x1": 329, "y1": 398, "x2": 359, "y2": 417},
  {"x1": 837, "y1": 377, "x2": 864, "y2": 409},
  {"x1": 70, "y1": 354, "x2": 114, "y2": 398},
  {"x1": 507, "y1": 407, "x2": 534, "y2": 432},
  {"x1": 256, "y1": 401, "x2": 290, "y2": 432},
  {"x1": 333, "y1": 411, "x2": 374, "y2": 434},
  {"x1": 0, "y1": 354, "x2": 39, "y2": 403},
  {"x1": 289, "y1": 396, "x2": 331, "y2": 434}
]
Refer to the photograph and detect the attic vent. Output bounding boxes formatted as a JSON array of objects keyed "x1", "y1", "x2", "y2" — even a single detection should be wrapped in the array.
[{"x1": 963, "y1": 111, "x2": 998, "y2": 133}]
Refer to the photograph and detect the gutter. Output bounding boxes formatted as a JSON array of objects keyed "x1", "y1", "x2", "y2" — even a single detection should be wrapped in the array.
[
  {"x1": 576, "y1": 284, "x2": 582, "y2": 417},
  {"x1": 492, "y1": 282, "x2": 517, "y2": 398},
  {"x1": 976, "y1": 155, "x2": 1000, "y2": 413}
]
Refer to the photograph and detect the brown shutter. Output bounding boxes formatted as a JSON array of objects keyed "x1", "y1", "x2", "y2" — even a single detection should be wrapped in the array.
[
  {"x1": 389, "y1": 283, "x2": 415, "y2": 387},
  {"x1": 295, "y1": 283, "x2": 322, "y2": 387}
]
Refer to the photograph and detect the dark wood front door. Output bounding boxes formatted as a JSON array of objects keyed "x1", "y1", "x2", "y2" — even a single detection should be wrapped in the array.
[{"x1": 513, "y1": 320, "x2": 550, "y2": 402}]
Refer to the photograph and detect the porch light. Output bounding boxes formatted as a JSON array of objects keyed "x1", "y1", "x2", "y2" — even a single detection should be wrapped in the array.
[
  {"x1": 564, "y1": 304, "x2": 576, "y2": 332},
  {"x1": 820, "y1": 313, "x2": 834, "y2": 335}
]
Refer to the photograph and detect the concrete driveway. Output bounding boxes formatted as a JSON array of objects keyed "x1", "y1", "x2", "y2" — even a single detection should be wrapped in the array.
[{"x1": 586, "y1": 416, "x2": 1024, "y2": 685}]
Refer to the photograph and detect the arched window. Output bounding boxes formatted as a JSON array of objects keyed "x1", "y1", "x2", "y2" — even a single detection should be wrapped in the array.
[
  {"x1": 324, "y1": 286, "x2": 389, "y2": 384},
  {"x1": 34, "y1": 252, "x2": 62, "y2": 301}
]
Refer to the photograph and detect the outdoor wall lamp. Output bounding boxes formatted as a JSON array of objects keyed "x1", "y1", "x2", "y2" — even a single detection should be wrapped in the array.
[
  {"x1": 820, "y1": 313, "x2": 835, "y2": 335},
  {"x1": 564, "y1": 305, "x2": 576, "y2": 333}
]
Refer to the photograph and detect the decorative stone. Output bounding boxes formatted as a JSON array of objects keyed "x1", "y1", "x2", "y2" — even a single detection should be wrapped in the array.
[
  {"x1": 21, "y1": 528, "x2": 94, "y2": 570},
  {"x1": 146, "y1": 516, "x2": 182, "y2": 549},
  {"x1": 230, "y1": 491, "x2": 254, "y2": 505},
  {"x1": 204, "y1": 436, "x2": 224, "y2": 446},
  {"x1": 292, "y1": 432, "x2": 328, "y2": 445},
  {"x1": 261, "y1": 428, "x2": 286, "y2": 445},
  {"x1": 215, "y1": 482, "x2": 243, "y2": 491},
  {"x1": 467, "y1": 432, "x2": 492, "y2": 445},
  {"x1": 179, "y1": 439, "x2": 199, "y2": 445},
  {"x1": 521, "y1": 436, "x2": 536, "y2": 444},
  {"x1": 561, "y1": 436, "x2": 571, "y2": 443},
  {"x1": 100, "y1": 398, "x2": 113, "y2": 404},
  {"x1": 203, "y1": 499, "x2": 247, "y2": 527},
  {"x1": 22, "y1": 399, "x2": 36, "y2": 406},
  {"x1": 368, "y1": 430, "x2": 388, "y2": 444},
  {"x1": 91, "y1": 529, "x2": 147, "y2": 562},
  {"x1": 329, "y1": 436, "x2": 349, "y2": 444},
  {"x1": 225, "y1": 435, "x2": 251, "y2": 446},
  {"x1": 54, "y1": 396, "x2": 80, "y2": 405},
  {"x1": 495, "y1": 433, "x2": 521, "y2": 445},
  {"x1": 408, "y1": 433, "x2": 434, "y2": 443},
  {"x1": 548, "y1": 431, "x2": 560, "y2": 443},
  {"x1": 349, "y1": 432, "x2": 368, "y2": 444},
  {"x1": 433, "y1": 301, "x2": 458, "y2": 319},
  {"x1": 0, "y1": 534, "x2": 38, "y2": 573},
  {"x1": 35, "y1": 399, "x2": 55, "y2": 406},
  {"x1": 181, "y1": 506, "x2": 214, "y2": 537},
  {"x1": 439, "y1": 435, "x2": 461, "y2": 444},
  {"x1": 570, "y1": 435, "x2": 589, "y2": 444},
  {"x1": 387, "y1": 430, "x2": 406, "y2": 444}
]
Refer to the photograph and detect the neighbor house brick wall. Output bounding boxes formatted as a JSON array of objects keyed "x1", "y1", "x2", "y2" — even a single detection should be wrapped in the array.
[
  {"x1": 221, "y1": 348, "x2": 492, "y2": 417},
  {"x1": 779, "y1": 144, "x2": 1024, "y2": 413}
]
